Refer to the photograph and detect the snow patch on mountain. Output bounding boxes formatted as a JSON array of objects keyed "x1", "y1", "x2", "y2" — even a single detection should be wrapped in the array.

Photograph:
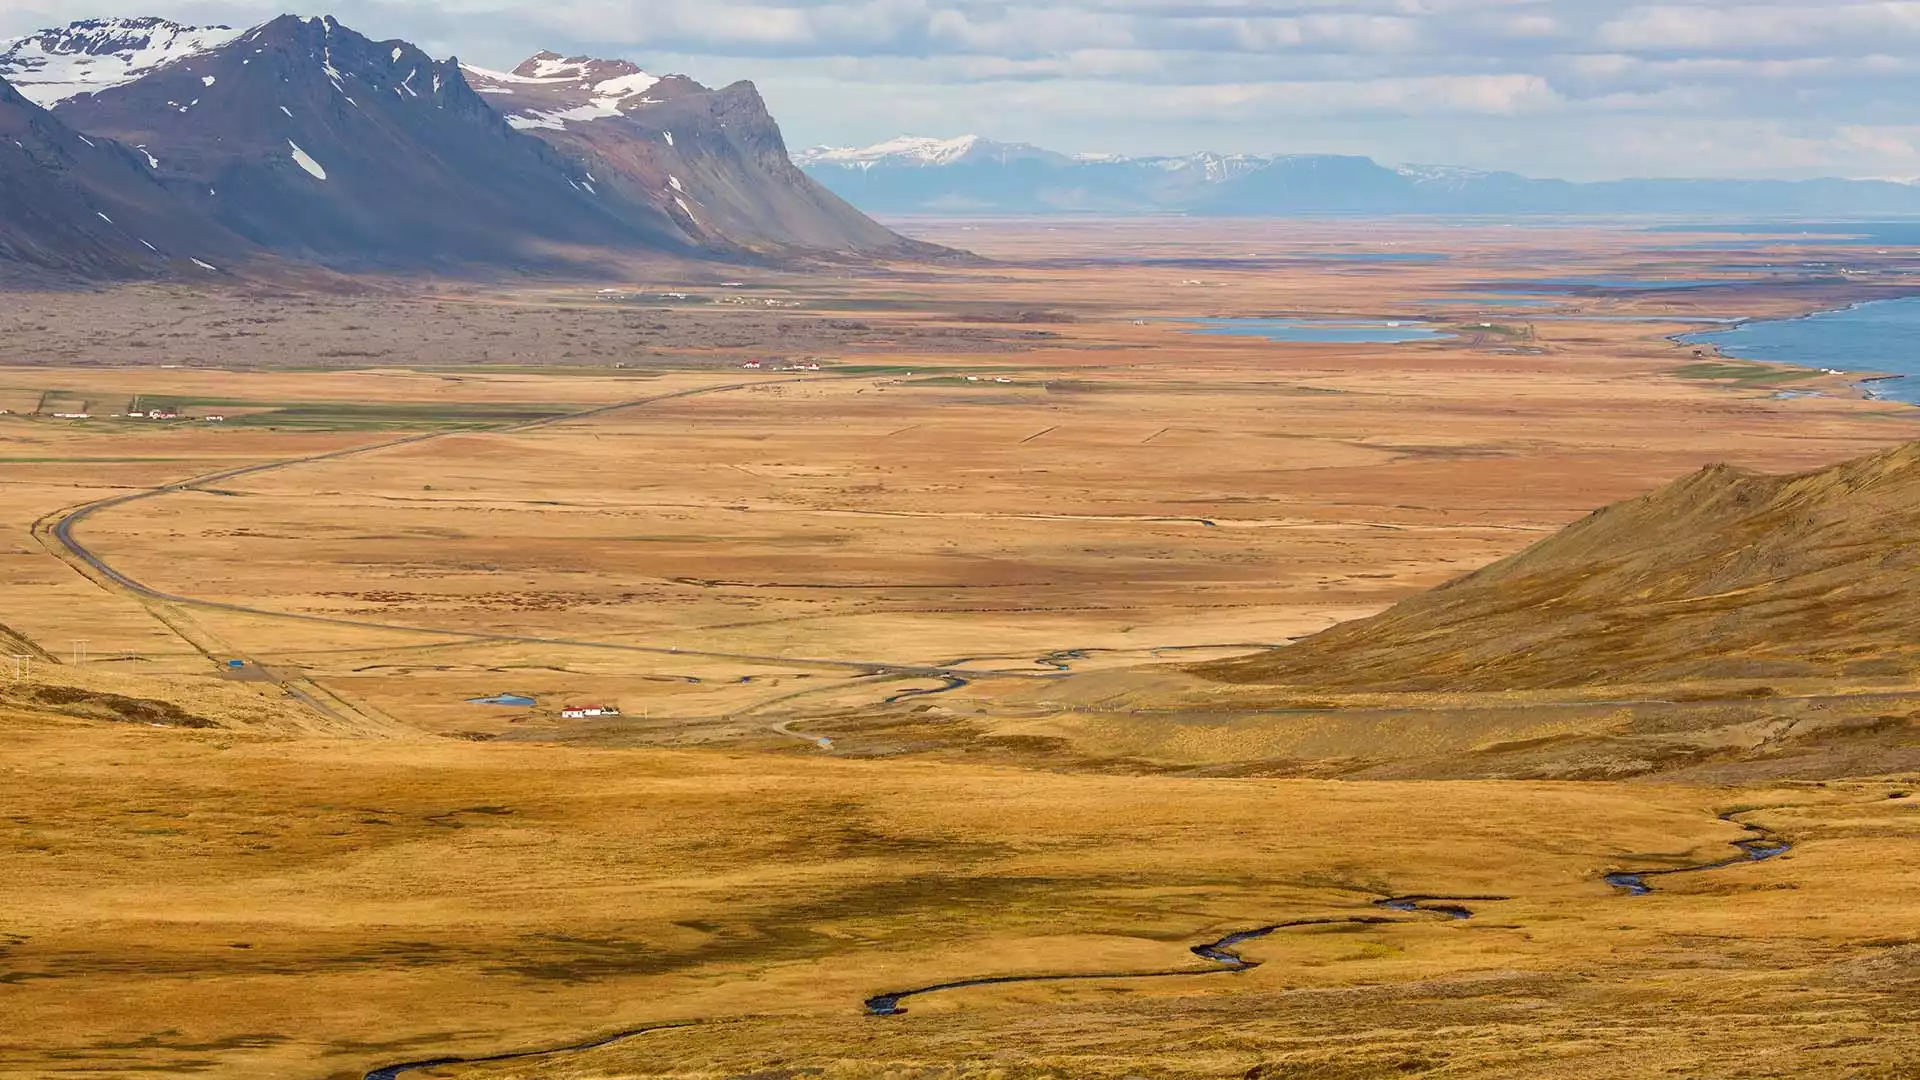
[
  {"x1": 798, "y1": 137, "x2": 1279, "y2": 184},
  {"x1": 505, "y1": 102, "x2": 621, "y2": 131},
  {"x1": 461, "y1": 58, "x2": 664, "y2": 131},
  {"x1": 591, "y1": 71, "x2": 659, "y2": 99},
  {"x1": 458, "y1": 62, "x2": 551, "y2": 85},
  {"x1": 799, "y1": 135, "x2": 984, "y2": 167},
  {"x1": 0, "y1": 17, "x2": 243, "y2": 105},
  {"x1": 288, "y1": 141, "x2": 327, "y2": 180},
  {"x1": 1398, "y1": 164, "x2": 1495, "y2": 185}
]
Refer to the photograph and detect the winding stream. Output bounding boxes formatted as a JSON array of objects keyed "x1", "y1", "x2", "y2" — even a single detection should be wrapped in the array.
[
  {"x1": 862, "y1": 813, "x2": 1794, "y2": 1018},
  {"x1": 1604, "y1": 813, "x2": 1791, "y2": 896},
  {"x1": 364, "y1": 1021, "x2": 695, "y2": 1080},
  {"x1": 881, "y1": 676, "x2": 970, "y2": 704},
  {"x1": 359, "y1": 813, "x2": 1796, "y2": 1076},
  {"x1": 863, "y1": 914, "x2": 1404, "y2": 1016},
  {"x1": 864, "y1": 895, "x2": 1508, "y2": 1016}
]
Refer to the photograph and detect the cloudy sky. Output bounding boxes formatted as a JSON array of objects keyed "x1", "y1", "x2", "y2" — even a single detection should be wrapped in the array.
[{"x1": 1, "y1": 0, "x2": 1914, "y2": 179}]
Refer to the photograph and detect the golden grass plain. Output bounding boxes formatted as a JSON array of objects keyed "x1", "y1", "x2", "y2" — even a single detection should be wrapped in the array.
[
  {"x1": 6, "y1": 724, "x2": 1917, "y2": 1080},
  {"x1": 3, "y1": 219, "x2": 1920, "y2": 1078}
]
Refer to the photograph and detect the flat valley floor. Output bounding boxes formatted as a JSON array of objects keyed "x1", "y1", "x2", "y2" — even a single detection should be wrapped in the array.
[{"x1": 2, "y1": 219, "x2": 1918, "y2": 1079}]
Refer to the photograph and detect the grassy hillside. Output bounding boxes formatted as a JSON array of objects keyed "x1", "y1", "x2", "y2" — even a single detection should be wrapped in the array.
[{"x1": 1196, "y1": 442, "x2": 1920, "y2": 692}]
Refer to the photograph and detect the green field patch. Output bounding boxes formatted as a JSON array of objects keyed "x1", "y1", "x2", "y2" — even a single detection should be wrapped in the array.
[
  {"x1": 818, "y1": 364, "x2": 924, "y2": 376},
  {"x1": 403, "y1": 366, "x2": 673, "y2": 378},
  {"x1": 221, "y1": 402, "x2": 578, "y2": 430},
  {"x1": 76, "y1": 392, "x2": 586, "y2": 429},
  {"x1": 1671, "y1": 362, "x2": 1819, "y2": 386}
]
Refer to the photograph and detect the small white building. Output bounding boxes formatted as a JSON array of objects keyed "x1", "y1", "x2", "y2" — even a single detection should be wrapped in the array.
[{"x1": 560, "y1": 704, "x2": 622, "y2": 719}]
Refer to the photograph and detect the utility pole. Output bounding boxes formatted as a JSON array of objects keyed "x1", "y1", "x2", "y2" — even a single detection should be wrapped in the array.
[
  {"x1": 8, "y1": 655, "x2": 31, "y2": 680},
  {"x1": 71, "y1": 639, "x2": 89, "y2": 666}
]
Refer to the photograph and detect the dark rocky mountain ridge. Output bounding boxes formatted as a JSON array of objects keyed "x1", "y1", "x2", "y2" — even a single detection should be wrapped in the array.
[
  {"x1": 460, "y1": 53, "x2": 946, "y2": 260},
  {"x1": 0, "y1": 69, "x2": 246, "y2": 280},
  {"x1": 54, "y1": 15, "x2": 696, "y2": 270},
  {"x1": 0, "y1": 14, "x2": 949, "y2": 279}
]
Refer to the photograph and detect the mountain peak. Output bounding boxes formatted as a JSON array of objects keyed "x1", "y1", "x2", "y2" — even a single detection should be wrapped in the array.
[
  {"x1": 47, "y1": 13, "x2": 674, "y2": 268},
  {"x1": 509, "y1": 51, "x2": 644, "y2": 83},
  {"x1": 460, "y1": 53, "x2": 680, "y2": 131},
  {"x1": 0, "y1": 16, "x2": 242, "y2": 105},
  {"x1": 797, "y1": 135, "x2": 1016, "y2": 168}
]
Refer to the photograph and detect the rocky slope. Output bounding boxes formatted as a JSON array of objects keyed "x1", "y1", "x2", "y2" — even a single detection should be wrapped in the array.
[
  {"x1": 1195, "y1": 442, "x2": 1920, "y2": 691},
  {"x1": 0, "y1": 17, "x2": 239, "y2": 105},
  {"x1": 0, "y1": 69, "x2": 243, "y2": 279},
  {"x1": 53, "y1": 15, "x2": 694, "y2": 270},
  {"x1": 461, "y1": 53, "x2": 945, "y2": 259}
]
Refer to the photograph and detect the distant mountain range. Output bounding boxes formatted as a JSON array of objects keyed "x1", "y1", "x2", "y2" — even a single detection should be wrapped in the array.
[
  {"x1": 0, "y1": 16, "x2": 943, "y2": 280},
  {"x1": 797, "y1": 134, "x2": 1920, "y2": 217}
]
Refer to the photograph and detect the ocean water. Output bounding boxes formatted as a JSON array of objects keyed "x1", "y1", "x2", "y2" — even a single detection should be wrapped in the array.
[
  {"x1": 1682, "y1": 296, "x2": 1920, "y2": 404},
  {"x1": 1175, "y1": 317, "x2": 1451, "y2": 343}
]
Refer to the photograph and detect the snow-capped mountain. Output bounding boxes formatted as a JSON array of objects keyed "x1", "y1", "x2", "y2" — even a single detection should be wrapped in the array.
[
  {"x1": 0, "y1": 14, "x2": 951, "y2": 276},
  {"x1": 795, "y1": 135, "x2": 1069, "y2": 169},
  {"x1": 801, "y1": 135, "x2": 985, "y2": 167},
  {"x1": 0, "y1": 68, "x2": 246, "y2": 279},
  {"x1": 7, "y1": 15, "x2": 945, "y2": 273},
  {"x1": 460, "y1": 52, "x2": 680, "y2": 132},
  {"x1": 51, "y1": 15, "x2": 691, "y2": 269},
  {"x1": 798, "y1": 138, "x2": 1293, "y2": 212},
  {"x1": 0, "y1": 18, "x2": 240, "y2": 105},
  {"x1": 462, "y1": 53, "x2": 941, "y2": 257},
  {"x1": 799, "y1": 133, "x2": 1920, "y2": 217}
]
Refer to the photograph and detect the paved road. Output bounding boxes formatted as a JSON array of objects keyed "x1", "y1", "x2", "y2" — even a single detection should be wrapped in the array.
[{"x1": 44, "y1": 379, "x2": 1054, "y2": 684}]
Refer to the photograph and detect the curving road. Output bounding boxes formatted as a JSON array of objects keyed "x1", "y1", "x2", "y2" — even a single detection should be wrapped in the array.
[{"x1": 41, "y1": 379, "x2": 1059, "y2": 685}]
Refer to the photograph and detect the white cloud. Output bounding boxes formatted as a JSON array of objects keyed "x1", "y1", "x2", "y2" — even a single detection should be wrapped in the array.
[{"x1": 0, "y1": 0, "x2": 1913, "y2": 177}]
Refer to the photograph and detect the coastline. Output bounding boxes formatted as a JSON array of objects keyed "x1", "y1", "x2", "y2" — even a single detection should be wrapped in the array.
[{"x1": 1668, "y1": 293, "x2": 1920, "y2": 406}]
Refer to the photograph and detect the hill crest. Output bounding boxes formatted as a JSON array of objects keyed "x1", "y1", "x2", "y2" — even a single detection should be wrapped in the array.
[{"x1": 1195, "y1": 442, "x2": 1920, "y2": 692}]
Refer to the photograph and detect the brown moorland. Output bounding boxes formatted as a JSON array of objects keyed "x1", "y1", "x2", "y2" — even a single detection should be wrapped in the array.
[
  {"x1": 1197, "y1": 441, "x2": 1920, "y2": 692},
  {"x1": 1, "y1": 219, "x2": 1918, "y2": 1079}
]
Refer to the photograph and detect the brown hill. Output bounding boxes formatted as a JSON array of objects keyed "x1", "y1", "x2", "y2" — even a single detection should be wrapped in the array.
[{"x1": 1195, "y1": 442, "x2": 1920, "y2": 692}]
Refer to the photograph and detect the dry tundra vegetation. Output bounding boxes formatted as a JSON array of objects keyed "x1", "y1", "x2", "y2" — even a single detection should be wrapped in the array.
[{"x1": 2, "y1": 219, "x2": 1919, "y2": 1080}]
